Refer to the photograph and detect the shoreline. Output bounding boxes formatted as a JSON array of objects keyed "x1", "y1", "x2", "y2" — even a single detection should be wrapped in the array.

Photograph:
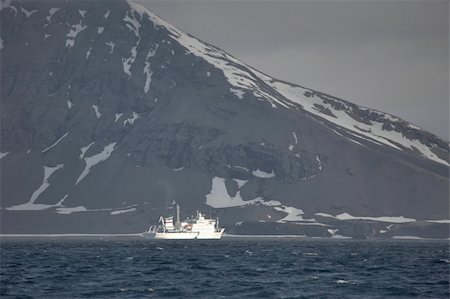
[{"x1": 0, "y1": 233, "x2": 448, "y2": 241}]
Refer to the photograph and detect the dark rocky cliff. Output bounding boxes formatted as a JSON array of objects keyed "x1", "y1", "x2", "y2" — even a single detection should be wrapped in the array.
[{"x1": 1, "y1": 0, "x2": 448, "y2": 238}]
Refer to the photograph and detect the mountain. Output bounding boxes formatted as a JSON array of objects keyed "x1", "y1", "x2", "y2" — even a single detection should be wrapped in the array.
[{"x1": 1, "y1": 0, "x2": 448, "y2": 239}]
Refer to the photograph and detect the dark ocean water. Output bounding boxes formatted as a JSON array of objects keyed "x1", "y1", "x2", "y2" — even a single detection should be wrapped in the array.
[{"x1": 1, "y1": 237, "x2": 449, "y2": 298}]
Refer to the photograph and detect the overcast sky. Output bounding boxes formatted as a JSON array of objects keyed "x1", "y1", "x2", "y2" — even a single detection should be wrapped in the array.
[{"x1": 142, "y1": 0, "x2": 449, "y2": 140}]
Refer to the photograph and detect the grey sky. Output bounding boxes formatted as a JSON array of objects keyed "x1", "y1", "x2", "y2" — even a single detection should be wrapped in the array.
[{"x1": 142, "y1": 0, "x2": 449, "y2": 140}]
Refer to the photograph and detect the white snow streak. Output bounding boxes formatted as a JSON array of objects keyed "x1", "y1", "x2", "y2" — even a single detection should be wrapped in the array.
[
  {"x1": 20, "y1": 6, "x2": 38, "y2": 17},
  {"x1": 143, "y1": 46, "x2": 158, "y2": 94},
  {"x1": 111, "y1": 208, "x2": 136, "y2": 215},
  {"x1": 121, "y1": 9, "x2": 141, "y2": 77},
  {"x1": 114, "y1": 113, "x2": 123, "y2": 122},
  {"x1": 426, "y1": 220, "x2": 450, "y2": 224},
  {"x1": 315, "y1": 212, "x2": 416, "y2": 223},
  {"x1": 42, "y1": 132, "x2": 69, "y2": 153},
  {"x1": 0, "y1": 152, "x2": 10, "y2": 160},
  {"x1": 252, "y1": 169, "x2": 275, "y2": 178},
  {"x1": 76, "y1": 142, "x2": 117, "y2": 185},
  {"x1": 86, "y1": 47, "x2": 91, "y2": 59},
  {"x1": 56, "y1": 206, "x2": 88, "y2": 214},
  {"x1": 104, "y1": 9, "x2": 110, "y2": 19},
  {"x1": 316, "y1": 155, "x2": 322, "y2": 170},
  {"x1": 97, "y1": 27, "x2": 104, "y2": 34},
  {"x1": 79, "y1": 141, "x2": 95, "y2": 159},
  {"x1": 92, "y1": 105, "x2": 102, "y2": 118}
]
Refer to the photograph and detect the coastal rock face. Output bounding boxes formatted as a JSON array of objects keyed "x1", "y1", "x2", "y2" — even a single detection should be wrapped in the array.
[{"x1": 1, "y1": 0, "x2": 449, "y2": 238}]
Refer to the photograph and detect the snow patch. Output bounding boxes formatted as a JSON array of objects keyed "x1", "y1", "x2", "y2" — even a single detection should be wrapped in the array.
[
  {"x1": 86, "y1": 47, "x2": 91, "y2": 59},
  {"x1": 42, "y1": 132, "x2": 68, "y2": 153},
  {"x1": 122, "y1": 48, "x2": 137, "y2": 76},
  {"x1": 143, "y1": 62, "x2": 152, "y2": 93},
  {"x1": 97, "y1": 27, "x2": 104, "y2": 34},
  {"x1": 0, "y1": 152, "x2": 10, "y2": 160},
  {"x1": 65, "y1": 40, "x2": 74, "y2": 48},
  {"x1": 20, "y1": 6, "x2": 38, "y2": 17},
  {"x1": 173, "y1": 167, "x2": 184, "y2": 172},
  {"x1": 123, "y1": 112, "x2": 140, "y2": 126},
  {"x1": 316, "y1": 155, "x2": 322, "y2": 170},
  {"x1": 104, "y1": 9, "x2": 110, "y2": 19},
  {"x1": 252, "y1": 169, "x2": 275, "y2": 178},
  {"x1": 230, "y1": 88, "x2": 245, "y2": 99},
  {"x1": 292, "y1": 132, "x2": 298, "y2": 144},
  {"x1": 274, "y1": 206, "x2": 304, "y2": 222},
  {"x1": 105, "y1": 41, "x2": 115, "y2": 54},
  {"x1": 121, "y1": 10, "x2": 141, "y2": 77},
  {"x1": 76, "y1": 142, "x2": 117, "y2": 185},
  {"x1": 92, "y1": 105, "x2": 102, "y2": 118},
  {"x1": 78, "y1": 9, "x2": 86, "y2": 18},
  {"x1": 46, "y1": 8, "x2": 60, "y2": 23},
  {"x1": 142, "y1": 46, "x2": 158, "y2": 94},
  {"x1": 233, "y1": 179, "x2": 247, "y2": 189},
  {"x1": 205, "y1": 176, "x2": 313, "y2": 224},
  {"x1": 66, "y1": 21, "x2": 86, "y2": 48}
]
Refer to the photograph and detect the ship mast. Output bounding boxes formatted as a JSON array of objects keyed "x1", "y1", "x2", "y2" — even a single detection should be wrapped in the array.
[{"x1": 175, "y1": 204, "x2": 180, "y2": 228}]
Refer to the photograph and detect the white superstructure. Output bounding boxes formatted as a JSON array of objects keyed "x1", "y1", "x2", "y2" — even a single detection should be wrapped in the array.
[{"x1": 144, "y1": 205, "x2": 225, "y2": 240}]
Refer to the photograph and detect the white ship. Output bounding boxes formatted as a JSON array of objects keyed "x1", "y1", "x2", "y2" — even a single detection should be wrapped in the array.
[{"x1": 144, "y1": 205, "x2": 225, "y2": 240}]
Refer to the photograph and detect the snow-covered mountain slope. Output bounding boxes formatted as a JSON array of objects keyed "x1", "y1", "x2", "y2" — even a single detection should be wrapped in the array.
[
  {"x1": 130, "y1": 0, "x2": 448, "y2": 166},
  {"x1": 0, "y1": 0, "x2": 448, "y2": 238}
]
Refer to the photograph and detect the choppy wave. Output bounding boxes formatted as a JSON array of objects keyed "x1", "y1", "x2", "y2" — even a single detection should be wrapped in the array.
[{"x1": 1, "y1": 239, "x2": 449, "y2": 298}]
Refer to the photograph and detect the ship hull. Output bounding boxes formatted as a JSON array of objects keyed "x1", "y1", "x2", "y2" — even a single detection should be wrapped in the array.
[
  {"x1": 145, "y1": 231, "x2": 199, "y2": 239},
  {"x1": 196, "y1": 229, "x2": 225, "y2": 240}
]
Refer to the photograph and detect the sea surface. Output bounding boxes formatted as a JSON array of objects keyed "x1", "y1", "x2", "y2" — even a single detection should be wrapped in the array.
[{"x1": 1, "y1": 237, "x2": 449, "y2": 298}]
